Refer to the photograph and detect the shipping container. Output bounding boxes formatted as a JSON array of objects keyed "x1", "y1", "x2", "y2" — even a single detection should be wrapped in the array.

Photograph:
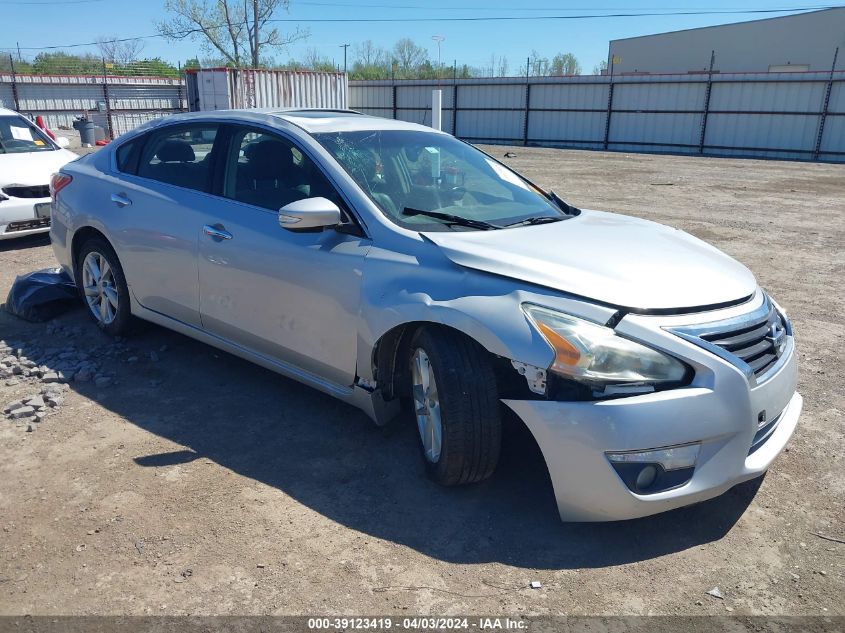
[{"x1": 186, "y1": 68, "x2": 348, "y2": 112}]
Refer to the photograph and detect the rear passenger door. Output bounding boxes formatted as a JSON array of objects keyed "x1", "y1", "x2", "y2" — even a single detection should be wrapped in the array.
[{"x1": 112, "y1": 123, "x2": 221, "y2": 327}]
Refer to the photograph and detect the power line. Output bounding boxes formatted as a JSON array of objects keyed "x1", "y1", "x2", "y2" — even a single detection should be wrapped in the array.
[
  {"x1": 2, "y1": 5, "x2": 841, "y2": 51},
  {"x1": 294, "y1": 1, "x2": 837, "y2": 10}
]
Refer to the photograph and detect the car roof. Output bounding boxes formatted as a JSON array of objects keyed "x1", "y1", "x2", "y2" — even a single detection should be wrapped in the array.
[
  {"x1": 268, "y1": 109, "x2": 445, "y2": 135},
  {"x1": 138, "y1": 108, "x2": 446, "y2": 136},
  {"x1": 0, "y1": 107, "x2": 24, "y2": 117}
]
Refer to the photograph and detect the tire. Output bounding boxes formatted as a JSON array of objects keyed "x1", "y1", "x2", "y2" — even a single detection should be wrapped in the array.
[
  {"x1": 409, "y1": 327, "x2": 502, "y2": 486},
  {"x1": 75, "y1": 237, "x2": 132, "y2": 336}
]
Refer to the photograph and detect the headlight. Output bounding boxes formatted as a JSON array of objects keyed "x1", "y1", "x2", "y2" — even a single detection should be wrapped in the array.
[{"x1": 522, "y1": 304, "x2": 689, "y2": 386}]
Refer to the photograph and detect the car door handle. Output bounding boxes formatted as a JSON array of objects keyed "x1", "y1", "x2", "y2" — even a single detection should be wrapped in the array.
[
  {"x1": 203, "y1": 224, "x2": 233, "y2": 241},
  {"x1": 110, "y1": 192, "x2": 132, "y2": 207}
]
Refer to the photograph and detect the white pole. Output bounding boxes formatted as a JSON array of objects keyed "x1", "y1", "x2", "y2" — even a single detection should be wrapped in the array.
[{"x1": 431, "y1": 89, "x2": 442, "y2": 131}]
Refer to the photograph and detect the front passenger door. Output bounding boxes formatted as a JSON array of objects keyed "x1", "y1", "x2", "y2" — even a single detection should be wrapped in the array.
[{"x1": 197, "y1": 127, "x2": 371, "y2": 388}]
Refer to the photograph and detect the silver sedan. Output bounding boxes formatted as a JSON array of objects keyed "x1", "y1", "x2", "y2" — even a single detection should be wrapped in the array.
[{"x1": 49, "y1": 109, "x2": 801, "y2": 521}]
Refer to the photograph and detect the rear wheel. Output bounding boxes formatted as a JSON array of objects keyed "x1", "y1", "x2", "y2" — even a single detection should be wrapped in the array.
[
  {"x1": 409, "y1": 327, "x2": 501, "y2": 486},
  {"x1": 75, "y1": 237, "x2": 132, "y2": 336}
]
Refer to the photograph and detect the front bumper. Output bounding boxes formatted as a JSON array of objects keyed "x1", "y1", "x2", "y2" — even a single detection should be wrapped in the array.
[
  {"x1": 504, "y1": 296, "x2": 801, "y2": 522},
  {"x1": 0, "y1": 195, "x2": 51, "y2": 240}
]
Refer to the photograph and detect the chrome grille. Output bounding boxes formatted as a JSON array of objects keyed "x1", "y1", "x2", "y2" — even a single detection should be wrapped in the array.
[
  {"x1": 667, "y1": 294, "x2": 791, "y2": 384},
  {"x1": 2, "y1": 184, "x2": 50, "y2": 199},
  {"x1": 699, "y1": 302, "x2": 786, "y2": 377}
]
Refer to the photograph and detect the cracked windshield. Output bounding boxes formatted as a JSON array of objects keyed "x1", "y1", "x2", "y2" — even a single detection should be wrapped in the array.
[{"x1": 315, "y1": 129, "x2": 565, "y2": 230}]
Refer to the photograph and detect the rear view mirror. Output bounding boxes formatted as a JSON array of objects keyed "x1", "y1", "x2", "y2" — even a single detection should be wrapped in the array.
[
  {"x1": 55, "y1": 136, "x2": 70, "y2": 148},
  {"x1": 279, "y1": 197, "x2": 342, "y2": 231}
]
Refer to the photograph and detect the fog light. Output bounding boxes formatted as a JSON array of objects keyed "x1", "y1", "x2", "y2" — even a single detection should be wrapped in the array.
[
  {"x1": 635, "y1": 465, "x2": 658, "y2": 490},
  {"x1": 606, "y1": 443, "x2": 700, "y2": 494},
  {"x1": 606, "y1": 443, "x2": 700, "y2": 471}
]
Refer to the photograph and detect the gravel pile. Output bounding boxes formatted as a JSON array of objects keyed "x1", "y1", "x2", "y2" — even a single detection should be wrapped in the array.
[{"x1": 0, "y1": 324, "x2": 129, "y2": 430}]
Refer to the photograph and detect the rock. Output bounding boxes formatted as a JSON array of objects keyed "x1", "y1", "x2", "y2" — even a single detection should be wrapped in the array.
[
  {"x1": 530, "y1": 581, "x2": 542, "y2": 589},
  {"x1": 26, "y1": 424, "x2": 34, "y2": 432},
  {"x1": 4, "y1": 401, "x2": 25, "y2": 413},
  {"x1": 25, "y1": 396, "x2": 46, "y2": 409},
  {"x1": 74, "y1": 369, "x2": 93, "y2": 382},
  {"x1": 5, "y1": 379, "x2": 20, "y2": 387},
  {"x1": 1, "y1": 355, "x2": 17, "y2": 365},
  {"x1": 707, "y1": 587, "x2": 724, "y2": 599},
  {"x1": 41, "y1": 372, "x2": 62, "y2": 383},
  {"x1": 159, "y1": 345, "x2": 168, "y2": 353},
  {"x1": 149, "y1": 351, "x2": 159, "y2": 362},
  {"x1": 9, "y1": 406, "x2": 36, "y2": 420},
  {"x1": 34, "y1": 412, "x2": 47, "y2": 422},
  {"x1": 126, "y1": 356, "x2": 139, "y2": 364},
  {"x1": 95, "y1": 376, "x2": 112, "y2": 388},
  {"x1": 45, "y1": 395, "x2": 64, "y2": 408}
]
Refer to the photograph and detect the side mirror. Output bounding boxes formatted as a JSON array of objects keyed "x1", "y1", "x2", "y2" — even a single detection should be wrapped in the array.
[
  {"x1": 278, "y1": 197, "x2": 341, "y2": 231},
  {"x1": 55, "y1": 136, "x2": 70, "y2": 148}
]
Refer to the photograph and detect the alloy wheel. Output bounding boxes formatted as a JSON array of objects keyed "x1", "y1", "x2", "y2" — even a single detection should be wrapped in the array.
[
  {"x1": 81, "y1": 251, "x2": 119, "y2": 325},
  {"x1": 411, "y1": 347, "x2": 442, "y2": 463}
]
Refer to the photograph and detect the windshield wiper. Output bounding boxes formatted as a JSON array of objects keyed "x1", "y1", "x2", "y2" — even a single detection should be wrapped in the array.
[
  {"x1": 401, "y1": 207, "x2": 502, "y2": 231},
  {"x1": 505, "y1": 216, "x2": 564, "y2": 228}
]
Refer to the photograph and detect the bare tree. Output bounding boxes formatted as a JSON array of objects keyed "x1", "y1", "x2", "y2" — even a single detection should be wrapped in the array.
[
  {"x1": 393, "y1": 38, "x2": 428, "y2": 75},
  {"x1": 593, "y1": 59, "x2": 608, "y2": 75},
  {"x1": 354, "y1": 40, "x2": 387, "y2": 67},
  {"x1": 530, "y1": 50, "x2": 550, "y2": 77},
  {"x1": 157, "y1": 0, "x2": 308, "y2": 68},
  {"x1": 96, "y1": 37, "x2": 145, "y2": 64},
  {"x1": 496, "y1": 55, "x2": 509, "y2": 78}
]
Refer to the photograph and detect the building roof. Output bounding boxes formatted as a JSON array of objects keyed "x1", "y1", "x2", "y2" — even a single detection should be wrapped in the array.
[{"x1": 610, "y1": 7, "x2": 845, "y2": 43}]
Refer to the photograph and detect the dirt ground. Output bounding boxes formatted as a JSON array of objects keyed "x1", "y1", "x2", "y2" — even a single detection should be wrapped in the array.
[{"x1": 0, "y1": 146, "x2": 843, "y2": 617}]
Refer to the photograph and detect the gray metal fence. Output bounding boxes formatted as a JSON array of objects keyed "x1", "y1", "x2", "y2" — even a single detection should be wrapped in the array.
[
  {"x1": 0, "y1": 70, "x2": 186, "y2": 139},
  {"x1": 350, "y1": 68, "x2": 845, "y2": 162}
]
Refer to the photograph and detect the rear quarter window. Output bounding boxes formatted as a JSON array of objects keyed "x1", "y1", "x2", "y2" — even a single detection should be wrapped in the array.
[{"x1": 116, "y1": 137, "x2": 142, "y2": 174}]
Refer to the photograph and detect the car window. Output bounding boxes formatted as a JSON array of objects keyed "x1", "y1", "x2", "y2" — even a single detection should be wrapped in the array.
[
  {"x1": 137, "y1": 125, "x2": 218, "y2": 193},
  {"x1": 116, "y1": 137, "x2": 142, "y2": 174},
  {"x1": 0, "y1": 115, "x2": 55, "y2": 154},
  {"x1": 224, "y1": 128, "x2": 341, "y2": 212}
]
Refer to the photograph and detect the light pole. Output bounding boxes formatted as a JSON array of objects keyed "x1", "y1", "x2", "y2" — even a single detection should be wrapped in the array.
[
  {"x1": 339, "y1": 43, "x2": 350, "y2": 74},
  {"x1": 431, "y1": 35, "x2": 445, "y2": 82}
]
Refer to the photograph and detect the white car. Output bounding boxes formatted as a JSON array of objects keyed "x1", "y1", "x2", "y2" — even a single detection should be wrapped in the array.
[{"x1": 0, "y1": 107, "x2": 76, "y2": 240}]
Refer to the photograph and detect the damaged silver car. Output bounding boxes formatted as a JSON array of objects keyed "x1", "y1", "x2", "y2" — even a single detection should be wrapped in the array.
[{"x1": 50, "y1": 109, "x2": 801, "y2": 521}]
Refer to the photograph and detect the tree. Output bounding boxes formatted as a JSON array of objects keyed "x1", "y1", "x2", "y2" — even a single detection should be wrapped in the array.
[
  {"x1": 354, "y1": 40, "x2": 387, "y2": 67},
  {"x1": 593, "y1": 59, "x2": 608, "y2": 75},
  {"x1": 156, "y1": 0, "x2": 308, "y2": 68},
  {"x1": 550, "y1": 52, "x2": 581, "y2": 76},
  {"x1": 96, "y1": 36, "x2": 145, "y2": 65},
  {"x1": 303, "y1": 47, "x2": 336, "y2": 72},
  {"x1": 31, "y1": 52, "x2": 103, "y2": 75},
  {"x1": 496, "y1": 55, "x2": 509, "y2": 77},
  {"x1": 393, "y1": 38, "x2": 428, "y2": 77},
  {"x1": 529, "y1": 50, "x2": 550, "y2": 76}
]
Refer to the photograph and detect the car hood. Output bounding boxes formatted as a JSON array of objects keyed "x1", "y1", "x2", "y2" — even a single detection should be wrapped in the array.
[
  {"x1": 423, "y1": 209, "x2": 758, "y2": 311},
  {"x1": 0, "y1": 149, "x2": 77, "y2": 187}
]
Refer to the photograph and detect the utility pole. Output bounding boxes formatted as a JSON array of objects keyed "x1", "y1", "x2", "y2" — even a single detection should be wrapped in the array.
[
  {"x1": 432, "y1": 35, "x2": 445, "y2": 84},
  {"x1": 339, "y1": 43, "x2": 350, "y2": 74}
]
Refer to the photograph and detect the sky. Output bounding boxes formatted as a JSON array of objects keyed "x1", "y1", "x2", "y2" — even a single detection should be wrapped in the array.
[{"x1": 1, "y1": 0, "x2": 840, "y2": 73}]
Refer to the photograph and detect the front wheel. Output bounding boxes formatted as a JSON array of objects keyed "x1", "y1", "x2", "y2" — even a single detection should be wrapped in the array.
[
  {"x1": 75, "y1": 237, "x2": 132, "y2": 336},
  {"x1": 409, "y1": 327, "x2": 502, "y2": 486}
]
